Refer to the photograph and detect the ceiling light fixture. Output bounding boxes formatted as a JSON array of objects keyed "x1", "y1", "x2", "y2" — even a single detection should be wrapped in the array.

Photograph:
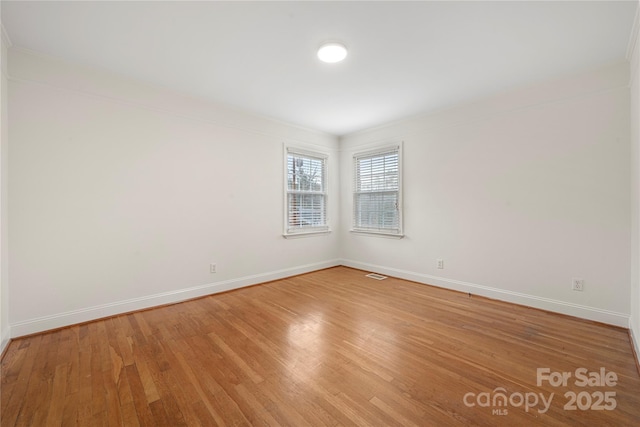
[{"x1": 317, "y1": 42, "x2": 348, "y2": 63}]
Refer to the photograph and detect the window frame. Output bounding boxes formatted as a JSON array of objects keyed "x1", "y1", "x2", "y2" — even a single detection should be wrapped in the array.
[
  {"x1": 351, "y1": 143, "x2": 404, "y2": 238},
  {"x1": 283, "y1": 145, "x2": 330, "y2": 238}
]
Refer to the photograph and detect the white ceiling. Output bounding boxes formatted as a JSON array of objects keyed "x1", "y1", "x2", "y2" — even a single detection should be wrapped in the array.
[{"x1": 2, "y1": 1, "x2": 638, "y2": 136}]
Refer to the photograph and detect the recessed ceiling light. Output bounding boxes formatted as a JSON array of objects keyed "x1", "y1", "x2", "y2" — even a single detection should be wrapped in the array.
[{"x1": 317, "y1": 42, "x2": 348, "y2": 63}]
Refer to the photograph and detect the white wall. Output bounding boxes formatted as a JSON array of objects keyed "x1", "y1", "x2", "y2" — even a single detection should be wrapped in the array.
[
  {"x1": 8, "y1": 49, "x2": 340, "y2": 337},
  {"x1": 0, "y1": 26, "x2": 9, "y2": 353},
  {"x1": 340, "y1": 62, "x2": 632, "y2": 327},
  {"x1": 5, "y1": 38, "x2": 638, "y2": 340},
  {"x1": 629, "y1": 3, "x2": 640, "y2": 357}
]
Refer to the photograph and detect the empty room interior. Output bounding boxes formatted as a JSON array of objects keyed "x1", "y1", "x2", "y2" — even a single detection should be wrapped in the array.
[{"x1": 2, "y1": 1, "x2": 640, "y2": 425}]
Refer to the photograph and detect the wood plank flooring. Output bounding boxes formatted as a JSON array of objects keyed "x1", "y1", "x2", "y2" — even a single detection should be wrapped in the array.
[{"x1": 1, "y1": 266, "x2": 639, "y2": 426}]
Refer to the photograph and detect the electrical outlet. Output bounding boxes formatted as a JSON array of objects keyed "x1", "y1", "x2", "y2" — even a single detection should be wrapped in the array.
[
  {"x1": 437, "y1": 259, "x2": 444, "y2": 269},
  {"x1": 210, "y1": 263, "x2": 217, "y2": 274},
  {"x1": 572, "y1": 278, "x2": 584, "y2": 292}
]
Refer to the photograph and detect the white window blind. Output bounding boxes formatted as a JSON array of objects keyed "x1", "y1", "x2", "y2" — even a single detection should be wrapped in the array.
[
  {"x1": 353, "y1": 146, "x2": 402, "y2": 235},
  {"x1": 285, "y1": 148, "x2": 328, "y2": 235}
]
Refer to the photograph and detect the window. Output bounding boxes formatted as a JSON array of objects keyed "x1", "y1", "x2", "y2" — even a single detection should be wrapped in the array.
[
  {"x1": 353, "y1": 145, "x2": 402, "y2": 236},
  {"x1": 284, "y1": 147, "x2": 329, "y2": 236}
]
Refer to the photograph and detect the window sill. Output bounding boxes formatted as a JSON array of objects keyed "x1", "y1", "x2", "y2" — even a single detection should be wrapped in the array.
[
  {"x1": 350, "y1": 229, "x2": 404, "y2": 239},
  {"x1": 283, "y1": 229, "x2": 332, "y2": 239}
]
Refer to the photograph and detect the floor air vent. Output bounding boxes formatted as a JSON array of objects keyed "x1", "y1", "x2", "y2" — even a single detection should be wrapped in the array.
[{"x1": 366, "y1": 273, "x2": 387, "y2": 280}]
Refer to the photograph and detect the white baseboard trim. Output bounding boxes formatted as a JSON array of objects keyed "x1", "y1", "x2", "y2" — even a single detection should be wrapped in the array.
[
  {"x1": 10, "y1": 259, "x2": 341, "y2": 338},
  {"x1": 341, "y1": 259, "x2": 630, "y2": 328},
  {"x1": 630, "y1": 320, "x2": 640, "y2": 367},
  {"x1": 8, "y1": 258, "x2": 630, "y2": 338},
  {"x1": 0, "y1": 326, "x2": 10, "y2": 356}
]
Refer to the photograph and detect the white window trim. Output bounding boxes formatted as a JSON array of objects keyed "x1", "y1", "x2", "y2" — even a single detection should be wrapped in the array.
[
  {"x1": 351, "y1": 142, "x2": 404, "y2": 238},
  {"x1": 283, "y1": 145, "x2": 331, "y2": 238}
]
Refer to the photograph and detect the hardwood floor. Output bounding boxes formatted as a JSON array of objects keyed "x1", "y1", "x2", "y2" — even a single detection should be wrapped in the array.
[{"x1": 2, "y1": 266, "x2": 639, "y2": 426}]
